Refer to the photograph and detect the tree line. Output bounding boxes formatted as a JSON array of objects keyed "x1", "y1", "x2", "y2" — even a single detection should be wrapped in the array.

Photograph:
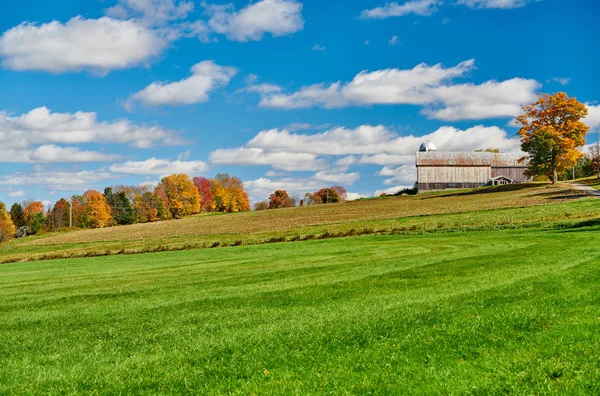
[
  {"x1": 0, "y1": 173, "x2": 250, "y2": 242},
  {"x1": 0, "y1": 173, "x2": 350, "y2": 243}
]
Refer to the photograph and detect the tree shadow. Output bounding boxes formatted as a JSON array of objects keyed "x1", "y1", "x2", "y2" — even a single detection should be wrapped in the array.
[{"x1": 420, "y1": 183, "x2": 549, "y2": 199}]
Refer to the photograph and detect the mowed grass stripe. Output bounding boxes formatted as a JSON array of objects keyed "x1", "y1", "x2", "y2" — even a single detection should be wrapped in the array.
[{"x1": 1, "y1": 228, "x2": 599, "y2": 393}]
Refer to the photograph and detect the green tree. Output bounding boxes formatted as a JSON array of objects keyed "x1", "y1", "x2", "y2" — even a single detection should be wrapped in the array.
[
  {"x1": 9, "y1": 203, "x2": 25, "y2": 228},
  {"x1": 104, "y1": 187, "x2": 135, "y2": 225}
]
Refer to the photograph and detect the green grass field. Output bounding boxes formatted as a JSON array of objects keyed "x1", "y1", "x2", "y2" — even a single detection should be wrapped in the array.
[{"x1": 1, "y1": 184, "x2": 599, "y2": 394}]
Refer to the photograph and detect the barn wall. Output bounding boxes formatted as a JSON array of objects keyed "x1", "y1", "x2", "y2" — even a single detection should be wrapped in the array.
[
  {"x1": 417, "y1": 166, "x2": 491, "y2": 184},
  {"x1": 491, "y1": 167, "x2": 529, "y2": 182}
]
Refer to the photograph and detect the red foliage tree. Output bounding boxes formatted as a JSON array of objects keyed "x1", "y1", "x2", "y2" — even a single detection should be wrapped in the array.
[
  {"x1": 268, "y1": 190, "x2": 294, "y2": 209},
  {"x1": 193, "y1": 176, "x2": 213, "y2": 212},
  {"x1": 330, "y1": 185, "x2": 347, "y2": 202}
]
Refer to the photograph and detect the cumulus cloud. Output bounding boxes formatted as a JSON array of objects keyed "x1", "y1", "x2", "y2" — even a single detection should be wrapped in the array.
[
  {"x1": 0, "y1": 106, "x2": 183, "y2": 151},
  {"x1": 0, "y1": 17, "x2": 167, "y2": 73},
  {"x1": 109, "y1": 158, "x2": 209, "y2": 175},
  {"x1": 209, "y1": 124, "x2": 520, "y2": 178},
  {"x1": 253, "y1": 59, "x2": 540, "y2": 120},
  {"x1": 203, "y1": 0, "x2": 304, "y2": 42},
  {"x1": 585, "y1": 104, "x2": 600, "y2": 129},
  {"x1": 376, "y1": 165, "x2": 418, "y2": 185},
  {"x1": 210, "y1": 148, "x2": 327, "y2": 171},
  {"x1": 0, "y1": 170, "x2": 115, "y2": 190},
  {"x1": 8, "y1": 190, "x2": 26, "y2": 197},
  {"x1": 127, "y1": 60, "x2": 237, "y2": 107},
  {"x1": 361, "y1": 0, "x2": 441, "y2": 19},
  {"x1": 0, "y1": 145, "x2": 120, "y2": 163},
  {"x1": 313, "y1": 44, "x2": 326, "y2": 51},
  {"x1": 105, "y1": 0, "x2": 194, "y2": 25},
  {"x1": 246, "y1": 124, "x2": 520, "y2": 159},
  {"x1": 313, "y1": 171, "x2": 360, "y2": 185}
]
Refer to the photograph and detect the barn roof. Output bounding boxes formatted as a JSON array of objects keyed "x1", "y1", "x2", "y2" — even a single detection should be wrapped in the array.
[{"x1": 416, "y1": 152, "x2": 526, "y2": 167}]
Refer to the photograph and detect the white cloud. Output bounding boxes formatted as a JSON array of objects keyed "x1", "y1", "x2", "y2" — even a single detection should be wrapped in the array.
[
  {"x1": 388, "y1": 35, "x2": 400, "y2": 46},
  {"x1": 209, "y1": 124, "x2": 520, "y2": 178},
  {"x1": 0, "y1": 17, "x2": 167, "y2": 73},
  {"x1": 549, "y1": 77, "x2": 571, "y2": 86},
  {"x1": 585, "y1": 104, "x2": 600, "y2": 129},
  {"x1": 313, "y1": 171, "x2": 360, "y2": 185},
  {"x1": 0, "y1": 170, "x2": 115, "y2": 190},
  {"x1": 346, "y1": 192, "x2": 369, "y2": 201},
  {"x1": 246, "y1": 124, "x2": 520, "y2": 160},
  {"x1": 210, "y1": 147, "x2": 327, "y2": 171},
  {"x1": 313, "y1": 44, "x2": 326, "y2": 51},
  {"x1": 422, "y1": 78, "x2": 541, "y2": 121},
  {"x1": 376, "y1": 165, "x2": 417, "y2": 185},
  {"x1": 0, "y1": 145, "x2": 120, "y2": 163},
  {"x1": 361, "y1": 0, "x2": 441, "y2": 19},
  {"x1": 204, "y1": 0, "x2": 304, "y2": 42},
  {"x1": 0, "y1": 106, "x2": 183, "y2": 150},
  {"x1": 128, "y1": 60, "x2": 237, "y2": 107},
  {"x1": 109, "y1": 158, "x2": 209, "y2": 175},
  {"x1": 458, "y1": 0, "x2": 532, "y2": 9},
  {"x1": 105, "y1": 0, "x2": 194, "y2": 25},
  {"x1": 8, "y1": 190, "x2": 26, "y2": 197},
  {"x1": 255, "y1": 59, "x2": 540, "y2": 120}
]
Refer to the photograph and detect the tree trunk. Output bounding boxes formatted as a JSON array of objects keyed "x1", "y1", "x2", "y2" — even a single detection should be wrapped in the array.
[{"x1": 552, "y1": 155, "x2": 558, "y2": 184}]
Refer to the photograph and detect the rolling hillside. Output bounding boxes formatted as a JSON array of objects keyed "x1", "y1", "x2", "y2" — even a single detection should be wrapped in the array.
[{"x1": 1, "y1": 183, "x2": 598, "y2": 264}]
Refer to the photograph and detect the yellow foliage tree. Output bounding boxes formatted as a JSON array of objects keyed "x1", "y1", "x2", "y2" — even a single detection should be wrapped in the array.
[
  {"x1": 83, "y1": 190, "x2": 112, "y2": 228},
  {"x1": 517, "y1": 92, "x2": 589, "y2": 183},
  {"x1": 0, "y1": 202, "x2": 16, "y2": 242},
  {"x1": 155, "y1": 174, "x2": 200, "y2": 219},
  {"x1": 210, "y1": 173, "x2": 251, "y2": 213}
]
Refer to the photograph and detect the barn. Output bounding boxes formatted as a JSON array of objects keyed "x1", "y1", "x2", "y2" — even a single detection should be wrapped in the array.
[{"x1": 416, "y1": 142, "x2": 530, "y2": 192}]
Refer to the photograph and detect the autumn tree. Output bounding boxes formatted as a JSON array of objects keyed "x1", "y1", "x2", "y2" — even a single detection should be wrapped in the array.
[
  {"x1": 330, "y1": 185, "x2": 348, "y2": 202},
  {"x1": 9, "y1": 203, "x2": 25, "y2": 229},
  {"x1": 517, "y1": 92, "x2": 589, "y2": 183},
  {"x1": 23, "y1": 201, "x2": 46, "y2": 234},
  {"x1": 48, "y1": 198, "x2": 70, "y2": 230},
  {"x1": 193, "y1": 176, "x2": 213, "y2": 212},
  {"x1": 303, "y1": 192, "x2": 322, "y2": 205},
  {"x1": 210, "y1": 174, "x2": 250, "y2": 213},
  {"x1": 268, "y1": 190, "x2": 295, "y2": 209},
  {"x1": 155, "y1": 174, "x2": 200, "y2": 219},
  {"x1": 73, "y1": 190, "x2": 112, "y2": 228},
  {"x1": 133, "y1": 191, "x2": 168, "y2": 223},
  {"x1": 314, "y1": 188, "x2": 340, "y2": 204},
  {"x1": 0, "y1": 202, "x2": 16, "y2": 242},
  {"x1": 104, "y1": 187, "x2": 135, "y2": 225},
  {"x1": 254, "y1": 201, "x2": 269, "y2": 211}
]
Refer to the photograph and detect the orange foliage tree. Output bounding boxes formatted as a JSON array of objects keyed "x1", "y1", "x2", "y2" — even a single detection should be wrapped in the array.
[
  {"x1": 72, "y1": 190, "x2": 112, "y2": 228},
  {"x1": 210, "y1": 173, "x2": 251, "y2": 213},
  {"x1": 517, "y1": 92, "x2": 589, "y2": 183},
  {"x1": 268, "y1": 190, "x2": 294, "y2": 209},
  {"x1": 155, "y1": 174, "x2": 200, "y2": 219},
  {"x1": 23, "y1": 201, "x2": 46, "y2": 234},
  {"x1": 0, "y1": 202, "x2": 16, "y2": 242}
]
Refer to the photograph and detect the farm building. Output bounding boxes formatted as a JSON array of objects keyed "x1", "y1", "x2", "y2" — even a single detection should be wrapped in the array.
[{"x1": 416, "y1": 142, "x2": 530, "y2": 192}]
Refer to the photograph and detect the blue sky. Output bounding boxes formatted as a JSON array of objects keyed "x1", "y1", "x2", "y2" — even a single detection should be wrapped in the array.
[{"x1": 1, "y1": 0, "x2": 599, "y2": 206}]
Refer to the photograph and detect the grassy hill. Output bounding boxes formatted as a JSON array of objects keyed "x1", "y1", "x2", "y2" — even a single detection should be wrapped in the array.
[
  {"x1": 1, "y1": 182, "x2": 598, "y2": 263},
  {"x1": 1, "y1": 183, "x2": 599, "y2": 393}
]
